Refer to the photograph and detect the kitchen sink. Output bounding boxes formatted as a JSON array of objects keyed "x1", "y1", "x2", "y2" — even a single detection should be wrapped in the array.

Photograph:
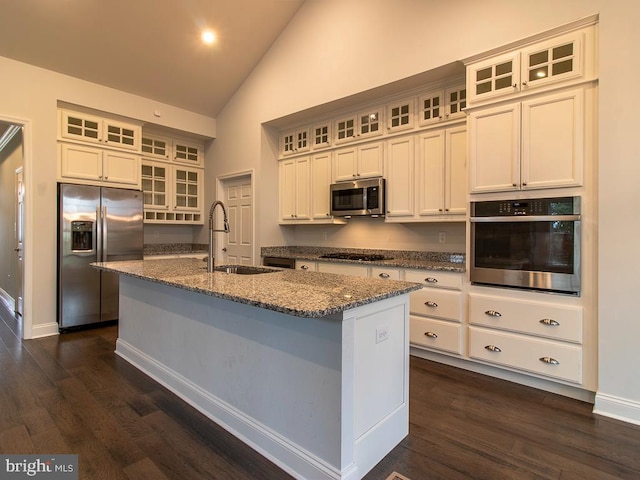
[{"x1": 214, "y1": 265, "x2": 279, "y2": 275}]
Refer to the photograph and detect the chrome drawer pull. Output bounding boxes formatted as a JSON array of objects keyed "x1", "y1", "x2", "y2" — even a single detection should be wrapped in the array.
[
  {"x1": 425, "y1": 301, "x2": 438, "y2": 308},
  {"x1": 539, "y1": 356, "x2": 560, "y2": 365},
  {"x1": 484, "y1": 345, "x2": 501, "y2": 353},
  {"x1": 425, "y1": 331, "x2": 438, "y2": 339},
  {"x1": 379, "y1": 273, "x2": 390, "y2": 279},
  {"x1": 484, "y1": 310, "x2": 502, "y2": 317},
  {"x1": 300, "y1": 265, "x2": 309, "y2": 270},
  {"x1": 425, "y1": 277, "x2": 438, "y2": 283},
  {"x1": 539, "y1": 318, "x2": 560, "y2": 326}
]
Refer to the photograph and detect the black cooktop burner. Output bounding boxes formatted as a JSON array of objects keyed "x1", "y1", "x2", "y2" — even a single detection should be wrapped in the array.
[{"x1": 319, "y1": 253, "x2": 391, "y2": 261}]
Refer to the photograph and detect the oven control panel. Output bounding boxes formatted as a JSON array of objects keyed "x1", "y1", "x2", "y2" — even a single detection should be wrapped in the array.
[{"x1": 471, "y1": 196, "x2": 580, "y2": 217}]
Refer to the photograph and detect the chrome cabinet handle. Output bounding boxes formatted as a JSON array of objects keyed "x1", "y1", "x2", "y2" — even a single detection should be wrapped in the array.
[
  {"x1": 425, "y1": 277, "x2": 438, "y2": 283},
  {"x1": 379, "y1": 273, "x2": 390, "y2": 279},
  {"x1": 485, "y1": 345, "x2": 501, "y2": 353},
  {"x1": 539, "y1": 356, "x2": 559, "y2": 365},
  {"x1": 540, "y1": 318, "x2": 560, "y2": 326},
  {"x1": 484, "y1": 310, "x2": 502, "y2": 317},
  {"x1": 300, "y1": 265, "x2": 309, "y2": 271},
  {"x1": 425, "y1": 331, "x2": 438, "y2": 339},
  {"x1": 425, "y1": 301, "x2": 438, "y2": 308}
]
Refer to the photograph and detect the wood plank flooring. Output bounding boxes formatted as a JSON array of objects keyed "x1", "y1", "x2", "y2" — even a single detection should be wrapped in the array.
[{"x1": 2, "y1": 303, "x2": 640, "y2": 480}]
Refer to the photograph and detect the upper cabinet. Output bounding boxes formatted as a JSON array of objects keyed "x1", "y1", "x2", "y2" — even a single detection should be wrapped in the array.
[
  {"x1": 59, "y1": 109, "x2": 141, "y2": 151},
  {"x1": 417, "y1": 83, "x2": 466, "y2": 127},
  {"x1": 280, "y1": 128, "x2": 310, "y2": 156},
  {"x1": 333, "y1": 142, "x2": 384, "y2": 182},
  {"x1": 466, "y1": 25, "x2": 596, "y2": 106},
  {"x1": 334, "y1": 106, "x2": 384, "y2": 144}
]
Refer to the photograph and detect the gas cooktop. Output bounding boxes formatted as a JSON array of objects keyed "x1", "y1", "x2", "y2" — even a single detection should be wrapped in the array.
[{"x1": 319, "y1": 252, "x2": 392, "y2": 261}]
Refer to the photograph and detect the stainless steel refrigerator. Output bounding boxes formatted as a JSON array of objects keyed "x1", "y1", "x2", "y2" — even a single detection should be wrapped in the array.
[{"x1": 57, "y1": 183, "x2": 143, "y2": 330}]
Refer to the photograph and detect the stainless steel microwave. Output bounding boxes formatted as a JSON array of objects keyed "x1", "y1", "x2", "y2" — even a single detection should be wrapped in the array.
[{"x1": 330, "y1": 178, "x2": 385, "y2": 217}]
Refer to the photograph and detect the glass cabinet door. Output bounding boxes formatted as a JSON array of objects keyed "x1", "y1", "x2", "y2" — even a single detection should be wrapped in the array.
[
  {"x1": 141, "y1": 163, "x2": 168, "y2": 209},
  {"x1": 173, "y1": 167, "x2": 201, "y2": 210}
]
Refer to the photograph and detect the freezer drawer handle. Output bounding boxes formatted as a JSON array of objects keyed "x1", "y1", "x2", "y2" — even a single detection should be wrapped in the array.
[
  {"x1": 424, "y1": 331, "x2": 438, "y2": 339},
  {"x1": 539, "y1": 356, "x2": 560, "y2": 365},
  {"x1": 539, "y1": 318, "x2": 560, "y2": 326},
  {"x1": 485, "y1": 345, "x2": 502, "y2": 353},
  {"x1": 485, "y1": 310, "x2": 502, "y2": 317},
  {"x1": 425, "y1": 301, "x2": 438, "y2": 308}
]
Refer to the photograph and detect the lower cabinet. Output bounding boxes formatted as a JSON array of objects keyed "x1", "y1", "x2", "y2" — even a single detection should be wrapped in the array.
[
  {"x1": 406, "y1": 269, "x2": 464, "y2": 355},
  {"x1": 468, "y1": 291, "x2": 584, "y2": 384}
]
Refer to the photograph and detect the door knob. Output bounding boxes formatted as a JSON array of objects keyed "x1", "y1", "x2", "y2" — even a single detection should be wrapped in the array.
[{"x1": 222, "y1": 247, "x2": 227, "y2": 252}]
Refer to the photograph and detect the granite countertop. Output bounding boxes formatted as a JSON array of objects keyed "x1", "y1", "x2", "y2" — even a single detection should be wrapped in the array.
[
  {"x1": 92, "y1": 258, "x2": 422, "y2": 318},
  {"x1": 144, "y1": 243, "x2": 208, "y2": 256},
  {"x1": 261, "y1": 246, "x2": 466, "y2": 272}
]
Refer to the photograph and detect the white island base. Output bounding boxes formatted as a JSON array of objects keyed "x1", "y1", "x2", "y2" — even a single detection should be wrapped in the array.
[{"x1": 115, "y1": 275, "x2": 410, "y2": 480}]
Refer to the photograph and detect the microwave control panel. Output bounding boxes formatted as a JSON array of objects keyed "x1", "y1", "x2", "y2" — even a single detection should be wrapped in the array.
[{"x1": 471, "y1": 196, "x2": 580, "y2": 217}]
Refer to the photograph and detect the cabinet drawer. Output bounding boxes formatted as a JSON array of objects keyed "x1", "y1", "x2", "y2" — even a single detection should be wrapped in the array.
[
  {"x1": 371, "y1": 267, "x2": 401, "y2": 280},
  {"x1": 404, "y1": 269, "x2": 462, "y2": 290},
  {"x1": 469, "y1": 294, "x2": 582, "y2": 343},
  {"x1": 469, "y1": 326, "x2": 582, "y2": 384},
  {"x1": 410, "y1": 316, "x2": 462, "y2": 355},
  {"x1": 317, "y1": 262, "x2": 369, "y2": 277},
  {"x1": 410, "y1": 288, "x2": 462, "y2": 321}
]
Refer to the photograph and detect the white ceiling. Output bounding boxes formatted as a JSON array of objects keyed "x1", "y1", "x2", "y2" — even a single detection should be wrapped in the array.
[{"x1": 0, "y1": 0, "x2": 304, "y2": 117}]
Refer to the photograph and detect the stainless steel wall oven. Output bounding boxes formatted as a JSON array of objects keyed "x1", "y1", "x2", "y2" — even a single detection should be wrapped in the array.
[{"x1": 470, "y1": 196, "x2": 581, "y2": 295}]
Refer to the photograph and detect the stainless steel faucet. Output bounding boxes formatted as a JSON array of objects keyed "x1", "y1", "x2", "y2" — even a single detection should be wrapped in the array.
[{"x1": 207, "y1": 200, "x2": 230, "y2": 272}]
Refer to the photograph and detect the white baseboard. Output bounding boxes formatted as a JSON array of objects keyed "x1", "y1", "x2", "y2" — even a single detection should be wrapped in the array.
[
  {"x1": 0, "y1": 287, "x2": 14, "y2": 312},
  {"x1": 29, "y1": 322, "x2": 59, "y2": 338},
  {"x1": 115, "y1": 339, "x2": 351, "y2": 480},
  {"x1": 593, "y1": 393, "x2": 640, "y2": 426}
]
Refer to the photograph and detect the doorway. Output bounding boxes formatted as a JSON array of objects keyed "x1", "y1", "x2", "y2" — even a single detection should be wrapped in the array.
[
  {"x1": 0, "y1": 122, "x2": 24, "y2": 331},
  {"x1": 217, "y1": 171, "x2": 254, "y2": 265}
]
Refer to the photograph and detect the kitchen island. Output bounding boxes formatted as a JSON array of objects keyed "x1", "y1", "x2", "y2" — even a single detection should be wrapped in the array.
[{"x1": 93, "y1": 258, "x2": 422, "y2": 480}]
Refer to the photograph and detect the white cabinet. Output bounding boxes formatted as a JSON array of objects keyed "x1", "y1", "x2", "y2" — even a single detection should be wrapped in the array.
[
  {"x1": 385, "y1": 136, "x2": 415, "y2": 218},
  {"x1": 142, "y1": 161, "x2": 204, "y2": 224},
  {"x1": 468, "y1": 291, "x2": 584, "y2": 384},
  {"x1": 386, "y1": 97, "x2": 415, "y2": 133},
  {"x1": 469, "y1": 87, "x2": 584, "y2": 193},
  {"x1": 58, "y1": 143, "x2": 141, "y2": 189},
  {"x1": 173, "y1": 138, "x2": 204, "y2": 167},
  {"x1": 418, "y1": 125, "x2": 467, "y2": 217},
  {"x1": 417, "y1": 83, "x2": 466, "y2": 127},
  {"x1": 333, "y1": 142, "x2": 384, "y2": 182},
  {"x1": 141, "y1": 134, "x2": 171, "y2": 160},
  {"x1": 466, "y1": 26, "x2": 594, "y2": 105},
  {"x1": 317, "y1": 262, "x2": 369, "y2": 277},
  {"x1": 334, "y1": 106, "x2": 384, "y2": 144},
  {"x1": 281, "y1": 128, "x2": 310, "y2": 156},
  {"x1": 385, "y1": 126, "x2": 466, "y2": 222},
  {"x1": 310, "y1": 152, "x2": 333, "y2": 220},
  {"x1": 279, "y1": 156, "x2": 310, "y2": 222},
  {"x1": 59, "y1": 109, "x2": 141, "y2": 151},
  {"x1": 406, "y1": 269, "x2": 464, "y2": 355},
  {"x1": 311, "y1": 122, "x2": 332, "y2": 150}
]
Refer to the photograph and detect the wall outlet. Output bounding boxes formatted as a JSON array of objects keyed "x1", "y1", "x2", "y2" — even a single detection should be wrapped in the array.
[
  {"x1": 376, "y1": 326, "x2": 390, "y2": 344},
  {"x1": 438, "y1": 231, "x2": 447, "y2": 243}
]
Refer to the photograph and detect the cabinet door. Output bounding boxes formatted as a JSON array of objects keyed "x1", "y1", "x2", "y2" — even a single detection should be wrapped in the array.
[
  {"x1": 445, "y1": 85, "x2": 467, "y2": 120},
  {"x1": 333, "y1": 147, "x2": 358, "y2": 181},
  {"x1": 279, "y1": 159, "x2": 297, "y2": 220},
  {"x1": 59, "y1": 143, "x2": 102, "y2": 181},
  {"x1": 103, "y1": 151, "x2": 141, "y2": 187},
  {"x1": 172, "y1": 166, "x2": 202, "y2": 211},
  {"x1": 418, "y1": 89, "x2": 444, "y2": 127},
  {"x1": 444, "y1": 126, "x2": 467, "y2": 215},
  {"x1": 467, "y1": 51, "x2": 520, "y2": 104},
  {"x1": 173, "y1": 140, "x2": 204, "y2": 166},
  {"x1": 417, "y1": 130, "x2": 444, "y2": 216},
  {"x1": 103, "y1": 120, "x2": 140, "y2": 151},
  {"x1": 141, "y1": 135, "x2": 171, "y2": 160},
  {"x1": 310, "y1": 152, "x2": 332, "y2": 220},
  {"x1": 294, "y1": 157, "x2": 311, "y2": 220},
  {"x1": 142, "y1": 162, "x2": 170, "y2": 210},
  {"x1": 385, "y1": 136, "x2": 414, "y2": 218},
  {"x1": 358, "y1": 142, "x2": 384, "y2": 179},
  {"x1": 60, "y1": 110, "x2": 102, "y2": 145},
  {"x1": 469, "y1": 103, "x2": 521, "y2": 193},
  {"x1": 387, "y1": 98, "x2": 414, "y2": 133},
  {"x1": 521, "y1": 88, "x2": 584, "y2": 190}
]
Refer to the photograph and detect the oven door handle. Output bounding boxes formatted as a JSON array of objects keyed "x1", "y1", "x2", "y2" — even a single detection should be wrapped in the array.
[{"x1": 470, "y1": 214, "x2": 581, "y2": 223}]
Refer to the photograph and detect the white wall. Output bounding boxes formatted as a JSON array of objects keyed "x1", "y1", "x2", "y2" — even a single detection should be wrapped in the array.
[
  {"x1": 0, "y1": 57, "x2": 216, "y2": 338},
  {"x1": 209, "y1": 0, "x2": 640, "y2": 422}
]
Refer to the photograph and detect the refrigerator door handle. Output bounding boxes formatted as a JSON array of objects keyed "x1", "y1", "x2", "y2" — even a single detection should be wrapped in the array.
[
  {"x1": 96, "y1": 206, "x2": 102, "y2": 262},
  {"x1": 102, "y1": 206, "x2": 108, "y2": 262}
]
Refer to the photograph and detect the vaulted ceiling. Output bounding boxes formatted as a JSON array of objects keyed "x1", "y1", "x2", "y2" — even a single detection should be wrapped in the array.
[{"x1": 0, "y1": 0, "x2": 304, "y2": 117}]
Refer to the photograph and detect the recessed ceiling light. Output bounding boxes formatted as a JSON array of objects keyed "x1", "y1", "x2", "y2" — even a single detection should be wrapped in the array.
[{"x1": 202, "y1": 30, "x2": 216, "y2": 45}]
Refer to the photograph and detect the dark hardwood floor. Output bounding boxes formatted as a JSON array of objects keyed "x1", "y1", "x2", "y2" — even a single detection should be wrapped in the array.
[{"x1": 2, "y1": 302, "x2": 640, "y2": 480}]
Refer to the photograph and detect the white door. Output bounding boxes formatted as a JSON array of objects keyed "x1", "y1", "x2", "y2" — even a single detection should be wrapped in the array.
[
  {"x1": 220, "y1": 174, "x2": 253, "y2": 265},
  {"x1": 15, "y1": 167, "x2": 24, "y2": 317}
]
